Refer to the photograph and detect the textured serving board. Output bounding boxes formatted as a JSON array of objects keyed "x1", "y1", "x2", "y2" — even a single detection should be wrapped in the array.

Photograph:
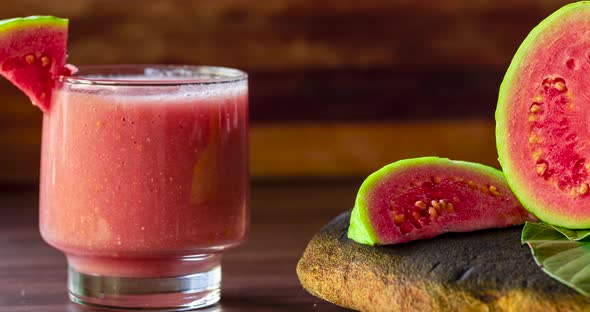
[{"x1": 297, "y1": 211, "x2": 590, "y2": 311}]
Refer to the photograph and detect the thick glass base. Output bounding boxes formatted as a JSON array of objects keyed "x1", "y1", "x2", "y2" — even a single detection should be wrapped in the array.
[{"x1": 67, "y1": 263, "x2": 221, "y2": 311}]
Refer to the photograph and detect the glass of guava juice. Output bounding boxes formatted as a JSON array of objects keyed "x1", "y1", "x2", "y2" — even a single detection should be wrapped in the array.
[{"x1": 39, "y1": 65, "x2": 249, "y2": 310}]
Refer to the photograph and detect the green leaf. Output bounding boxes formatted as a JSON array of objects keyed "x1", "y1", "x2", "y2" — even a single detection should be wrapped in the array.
[
  {"x1": 552, "y1": 226, "x2": 590, "y2": 241},
  {"x1": 521, "y1": 222, "x2": 566, "y2": 243},
  {"x1": 522, "y1": 221, "x2": 590, "y2": 242},
  {"x1": 522, "y1": 222, "x2": 590, "y2": 297}
]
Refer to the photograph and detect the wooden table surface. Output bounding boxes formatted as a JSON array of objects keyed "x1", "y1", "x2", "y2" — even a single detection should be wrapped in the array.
[{"x1": 0, "y1": 180, "x2": 358, "y2": 312}]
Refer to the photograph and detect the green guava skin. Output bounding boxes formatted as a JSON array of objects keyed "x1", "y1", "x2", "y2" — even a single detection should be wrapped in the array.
[
  {"x1": 0, "y1": 16, "x2": 67, "y2": 31},
  {"x1": 348, "y1": 157, "x2": 510, "y2": 246},
  {"x1": 496, "y1": 2, "x2": 590, "y2": 229}
]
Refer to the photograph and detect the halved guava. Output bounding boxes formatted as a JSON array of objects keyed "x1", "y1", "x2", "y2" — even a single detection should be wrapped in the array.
[
  {"x1": 348, "y1": 157, "x2": 533, "y2": 245},
  {"x1": 496, "y1": 2, "x2": 590, "y2": 229},
  {"x1": 0, "y1": 16, "x2": 69, "y2": 112}
]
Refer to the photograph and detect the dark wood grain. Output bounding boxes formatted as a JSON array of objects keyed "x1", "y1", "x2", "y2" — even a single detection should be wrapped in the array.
[
  {"x1": 0, "y1": 0, "x2": 573, "y2": 70},
  {"x1": 0, "y1": 180, "x2": 360, "y2": 311},
  {"x1": 0, "y1": 0, "x2": 577, "y2": 183},
  {"x1": 248, "y1": 69, "x2": 505, "y2": 122}
]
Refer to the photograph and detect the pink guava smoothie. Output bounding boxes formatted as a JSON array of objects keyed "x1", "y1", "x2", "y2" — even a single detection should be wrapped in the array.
[{"x1": 39, "y1": 71, "x2": 249, "y2": 278}]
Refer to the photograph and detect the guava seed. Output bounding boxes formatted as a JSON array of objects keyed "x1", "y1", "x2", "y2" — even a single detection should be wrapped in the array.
[
  {"x1": 393, "y1": 214, "x2": 405, "y2": 225},
  {"x1": 25, "y1": 54, "x2": 34, "y2": 64},
  {"x1": 530, "y1": 104, "x2": 542, "y2": 113},
  {"x1": 555, "y1": 81, "x2": 567, "y2": 92},
  {"x1": 536, "y1": 163, "x2": 548, "y2": 176},
  {"x1": 431, "y1": 200, "x2": 440, "y2": 209},
  {"x1": 41, "y1": 56, "x2": 51, "y2": 67},
  {"x1": 580, "y1": 183, "x2": 589, "y2": 195},
  {"x1": 489, "y1": 185, "x2": 500, "y2": 196},
  {"x1": 528, "y1": 115, "x2": 538, "y2": 123},
  {"x1": 529, "y1": 134, "x2": 542, "y2": 144},
  {"x1": 414, "y1": 201, "x2": 427, "y2": 210},
  {"x1": 428, "y1": 207, "x2": 438, "y2": 218},
  {"x1": 447, "y1": 203, "x2": 454, "y2": 212}
]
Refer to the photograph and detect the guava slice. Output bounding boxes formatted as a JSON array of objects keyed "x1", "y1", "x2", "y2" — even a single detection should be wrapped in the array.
[
  {"x1": 496, "y1": 2, "x2": 590, "y2": 229},
  {"x1": 348, "y1": 157, "x2": 533, "y2": 245},
  {"x1": 0, "y1": 16, "x2": 69, "y2": 112}
]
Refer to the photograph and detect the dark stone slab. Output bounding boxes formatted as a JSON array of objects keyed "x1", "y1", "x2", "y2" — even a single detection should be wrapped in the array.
[{"x1": 297, "y1": 211, "x2": 590, "y2": 311}]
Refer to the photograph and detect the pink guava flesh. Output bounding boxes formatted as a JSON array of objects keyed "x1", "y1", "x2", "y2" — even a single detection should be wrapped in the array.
[
  {"x1": 349, "y1": 158, "x2": 534, "y2": 245},
  {"x1": 496, "y1": 3, "x2": 590, "y2": 228},
  {"x1": 0, "y1": 20, "x2": 68, "y2": 112}
]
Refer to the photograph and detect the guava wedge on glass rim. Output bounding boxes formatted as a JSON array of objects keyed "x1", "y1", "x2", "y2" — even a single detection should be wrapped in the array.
[
  {"x1": 348, "y1": 157, "x2": 534, "y2": 245},
  {"x1": 0, "y1": 16, "x2": 70, "y2": 112},
  {"x1": 496, "y1": 2, "x2": 590, "y2": 229}
]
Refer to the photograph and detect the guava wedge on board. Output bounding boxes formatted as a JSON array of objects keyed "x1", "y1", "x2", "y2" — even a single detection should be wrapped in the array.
[
  {"x1": 348, "y1": 157, "x2": 534, "y2": 245},
  {"x1": 0, "y1": 16, "x2": 69, "y2": 112}
]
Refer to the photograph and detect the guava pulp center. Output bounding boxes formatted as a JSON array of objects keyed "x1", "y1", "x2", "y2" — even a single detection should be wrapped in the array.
[{"x1": 39, "y1": 73, "x2": 249, "y2": 278}]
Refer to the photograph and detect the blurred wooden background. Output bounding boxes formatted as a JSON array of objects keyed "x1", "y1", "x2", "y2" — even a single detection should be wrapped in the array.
[{"x1": 0, "y1": 0, "x2": 574, "y2": 184}]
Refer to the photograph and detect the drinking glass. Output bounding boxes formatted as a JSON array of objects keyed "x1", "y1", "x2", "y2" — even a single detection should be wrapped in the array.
[{"x1": 39, "y1": 65, "x2": 249, "y2": 310}]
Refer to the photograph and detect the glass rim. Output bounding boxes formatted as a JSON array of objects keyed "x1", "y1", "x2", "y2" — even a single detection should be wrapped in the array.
[{"x1": 57, "y1": 64, "x2": 248, "y2": 87}]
